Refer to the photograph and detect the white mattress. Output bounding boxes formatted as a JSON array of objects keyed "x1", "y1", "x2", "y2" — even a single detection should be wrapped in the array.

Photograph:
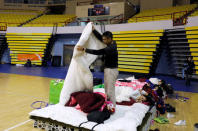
[{"x1": 29, "y1": 103, "x2": 149, "y2": 131}]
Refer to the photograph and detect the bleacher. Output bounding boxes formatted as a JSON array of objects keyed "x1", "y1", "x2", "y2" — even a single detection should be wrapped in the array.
[
  {"x1": 6, "y1": 33, "x2": 52, "y2": 65},
  {"x1": 0, "y1": 9, "x2": 43, "y2": 15},
  {"x1": 112, "y1": 29, "x2": 163, "y2": 76},
  {"x1": 0, "y1": 14, "x2": 37, "y2": 27},
  {"x1": 128, "y1": 4, "x2": 197, "y2": 23},
  {"x1": 190, "y1": 9, "x2": 198, "y2": 16},
  {"x1": 185, "y1": 26, "x2": 198, "y2": 75},
  {"x1": 165, "y1": 26, "x2": 198, "y2": 78},
  {"x1": 23, "y1": 15, "x2": 76, "y2": 27},
  {"x1": 0, "y1": 9, "x2": 44, "y2": 27}
]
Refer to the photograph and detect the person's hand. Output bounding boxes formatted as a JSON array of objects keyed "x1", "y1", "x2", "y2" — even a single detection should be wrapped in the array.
[
  {"x1": 76, "y1": 45, "x2": 85, "y2": 51},
  {"x1": 92, "y1": 23, "x2": 95, "y2": 31}
]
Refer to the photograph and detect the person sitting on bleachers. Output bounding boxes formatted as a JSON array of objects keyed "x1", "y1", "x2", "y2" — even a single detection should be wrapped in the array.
[{"x1": 24, "y1": 59, "x2": 32, "y2": 67}]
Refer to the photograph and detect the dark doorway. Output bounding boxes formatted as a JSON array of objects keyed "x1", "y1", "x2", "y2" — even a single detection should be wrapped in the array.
[{"x1": 63, "y1": 45, "x2": 74, "y2": 67}]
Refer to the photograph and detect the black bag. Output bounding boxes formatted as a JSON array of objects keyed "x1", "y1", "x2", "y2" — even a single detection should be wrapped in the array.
[
  {"x1": 79, "y1": 110, "x2": 111, "y2": 131},
  {"x1": 87, "y1": 110, "x2": 111, "y2": 124}
]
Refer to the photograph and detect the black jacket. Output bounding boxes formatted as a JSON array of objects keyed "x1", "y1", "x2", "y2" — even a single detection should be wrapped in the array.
[{"x1": 85, "y1": 30, "x2": 118, "y2": 68}]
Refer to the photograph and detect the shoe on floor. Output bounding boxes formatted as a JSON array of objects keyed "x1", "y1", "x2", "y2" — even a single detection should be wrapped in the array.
[
  {"x1": 167, "y1": 113, "x2": 175, "y2": 118},
  {"x1": 174, "y1": 120, "x2": 186, "y2": 126}
]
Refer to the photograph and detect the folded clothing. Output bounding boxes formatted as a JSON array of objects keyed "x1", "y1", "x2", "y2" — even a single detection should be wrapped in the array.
[{"x1": 154, "y1": 116, "x2": 169, "y2": 124}]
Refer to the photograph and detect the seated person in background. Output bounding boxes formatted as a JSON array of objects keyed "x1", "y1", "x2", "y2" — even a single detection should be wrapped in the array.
[{"x1": 24, "y1": 59, "x2": 32, "y2": 67}]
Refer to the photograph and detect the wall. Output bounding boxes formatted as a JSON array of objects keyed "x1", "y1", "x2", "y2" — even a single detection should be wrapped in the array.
[
  {"x1": 65, "y1": 0, "x2": 77, "y2": 15},
  {"x1": 76, "y1": 2, "x2": 125, "y2": 18},
  {"x1": 51, "y1": 34, "x2": 80, "y2": 66},
  {"x1": 140, "y1": 0, "x2": 173, "y2": 11},
  {"x1": 185, "y1": 16, "x2": 198, "y2": 27},
  {"x1": 7, "y1": 27, "x2": 53, "y2": 33},
  {"x1": 128, "y1": 0, "x2": 140, "y2": 5},
  {"x1": 176, "y1": 0, "x2": 190, "y2": 5},
  {"x1": 124, "y1": 1, "x2": 136, "y2": 19}
]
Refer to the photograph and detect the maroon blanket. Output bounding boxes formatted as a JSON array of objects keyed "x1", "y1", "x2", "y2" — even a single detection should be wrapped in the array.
[{"x1": 65, "y1": 91, "x2": 105, "y2": 113}]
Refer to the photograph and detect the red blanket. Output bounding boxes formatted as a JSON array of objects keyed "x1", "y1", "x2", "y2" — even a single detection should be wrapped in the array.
[{"x1": 65, "y1": 91, "x2": 105, "y2": 113}]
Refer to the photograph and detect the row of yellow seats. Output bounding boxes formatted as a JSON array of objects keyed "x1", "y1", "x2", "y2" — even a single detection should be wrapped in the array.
[
  {"x1": 113, "y1": 29, "x2": 162, "y2": 73},
  {"x1": 23, "y1": 23, "x2": 66, "y2": 27},
  {"x1": 185, "y1": 26, "x2": 198, "y2": 74},
  {"x1": 191, "y1": 10, "x2": 198, "y2": 16},
  {"x1": 129, "y1": 4, "x2": 197, "y2": 23},
  {"x1": 0, "y1": 9, "x2": 42, "y2": 13},
  {"x1": 11, "y1": 61, "x2": 42, "y2": 66},
  {"x1": 141, "y1": 4, "x2": 196, "y2": 13},
  {"x1": 29, "y1": 18, "x2": 74, "y2": 22},
  {"x1": 134, "y1": 7, "x2": 195, "y2": 16},
  {"x1": 0, "y1": 14, "x2": 35, "y2": 17}
]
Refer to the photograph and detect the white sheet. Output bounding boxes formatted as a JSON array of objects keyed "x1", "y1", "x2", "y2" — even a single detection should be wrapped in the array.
[
  {"x1": 29, "y1": 103, "x2": 149, "y2": 131},
  {"x1": 59, "y1": 22, "x2": 105, "y2": 105}
]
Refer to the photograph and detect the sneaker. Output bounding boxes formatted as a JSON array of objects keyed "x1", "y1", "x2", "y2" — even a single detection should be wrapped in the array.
[
  {"x1": 174, "y1": 120, "x2": 186, "y2": 126},
  {"x1": 167, "y1": 113, "x2": 175, "y2": 118}
]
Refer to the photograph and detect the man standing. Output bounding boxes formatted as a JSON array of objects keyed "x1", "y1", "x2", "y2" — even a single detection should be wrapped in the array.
[{"x1": 77, "y1": 26, "x2": 118, "y2": 107}]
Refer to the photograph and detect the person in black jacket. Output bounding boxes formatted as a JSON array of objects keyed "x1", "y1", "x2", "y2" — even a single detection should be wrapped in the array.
[
  {"x1": 183, "y1": 56, "x2": 195, "y2": 86},
  {"x1": 77, "y1": 25, "x2": 118, "y2": 107}
]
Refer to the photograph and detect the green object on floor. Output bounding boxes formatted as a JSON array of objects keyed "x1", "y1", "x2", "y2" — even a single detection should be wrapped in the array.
[
  {"x1": 49, "y1": 79, "x2": 64, "y2": 104},
  {"x1": 93, "y1": 84, "x2": 104, "y2": 89},
  {"x1": 154, "y1": 116, "x2": 169, "y2": 124}
]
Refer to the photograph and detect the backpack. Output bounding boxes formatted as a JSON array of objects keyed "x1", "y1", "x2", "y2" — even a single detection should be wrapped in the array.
[{"x1": 79, "y1": 109, "x2": 111, "y2": 130}]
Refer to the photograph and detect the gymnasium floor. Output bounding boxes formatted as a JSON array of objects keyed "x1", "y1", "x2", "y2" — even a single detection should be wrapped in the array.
[{"x1": 0, "y1": 64, "x2": 198, "y2": 131}]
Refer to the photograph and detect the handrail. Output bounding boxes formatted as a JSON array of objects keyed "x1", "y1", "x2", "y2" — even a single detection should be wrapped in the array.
[
  {"x1": 173, "y1": 11, "x2": 188, "y2": 26},
  {"x1": 110, "y1": 14, "x2": 124, "y2": 23},
  {"x1": 79, "y1": 18, "x2": 124, "y2": 23},
  {"x1": 0, "y1": 22, "x2": 7, "y2": 31}
]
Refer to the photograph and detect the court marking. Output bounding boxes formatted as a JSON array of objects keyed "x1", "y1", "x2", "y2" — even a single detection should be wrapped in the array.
[{"x1": 4, "y1": 119, "x2": 32, "y2": 131}]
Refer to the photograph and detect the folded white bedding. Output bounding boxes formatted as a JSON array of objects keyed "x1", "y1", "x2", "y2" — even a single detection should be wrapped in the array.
[{"x1": 30, "y1": 103, "x2": 149, "y2": 131}]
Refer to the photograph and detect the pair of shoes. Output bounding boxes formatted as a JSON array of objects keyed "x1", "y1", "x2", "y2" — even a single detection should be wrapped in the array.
[
  {"x1": 167, "y1": 113, "x2": 175, "y2": 118},
  {"x1": 174, "y1": 120, "x2": 186, "y2": 126},
  {"x1": 154, "y1": 116, "x2": 169, "y2": 124}
]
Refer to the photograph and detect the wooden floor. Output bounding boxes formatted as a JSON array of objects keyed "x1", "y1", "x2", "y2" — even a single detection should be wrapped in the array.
[
  {"x1": 150, "y1": 91, "x2": 198, "y2": 131},
  {"x1": 0, "y1": 73, "x2": 198, "y2": 131}
]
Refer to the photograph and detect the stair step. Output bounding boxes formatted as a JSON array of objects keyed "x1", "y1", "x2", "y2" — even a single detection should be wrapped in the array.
[
  {"x1": 166, "y1": 33, "x2": 186, "y2": 37},
  {"x1": 167, "y1": 38, "x2": 187, "y2": 40},
  {"x1": 169, "y1": 46, "x2": 189, "y2": 48},
  {"x1": 171, "y1": 54, "x2": 191, "y2": 57},
  {"x1": 170, "y1": 50, "x2": 191, "y2": 52},
  {"x1": 166, "y1": 28, "x2": 185, "y2": 32},
  {"x1": 168, "y1": 41, "x2": 189, "y2": 44}
]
